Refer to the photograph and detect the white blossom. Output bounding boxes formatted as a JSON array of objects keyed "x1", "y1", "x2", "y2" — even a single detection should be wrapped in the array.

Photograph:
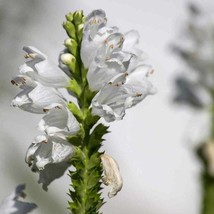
[
  {"x1": 20, "y1": 46, "x2": 70, "y2": 88},
  {"x1": 25, "y1": 135, "x2": 74, "y2": 190},
  {"x1": 101, "y1": 154, "x2": 123, "y2": 198},
  {"x1": 87, "y1": 48, "x2": 136, "y2": 92},
  {"x1": 92, "y1": 66, "x2": 155, "y2": 122},
  {"x1": 11, "y1": 77, "x2": 66, "y2": 114},
  {"x1": 81, "y1": 9, "x2": 121, "y2": 68},
  {"x1": 0, "y1": 184, "x2": 37, "y2": 214},
  {"x1": 38, "y1": 103, "x2": 80, "y2": 138}
]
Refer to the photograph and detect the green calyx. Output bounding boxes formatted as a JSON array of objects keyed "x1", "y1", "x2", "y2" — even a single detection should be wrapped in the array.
[{"x1": 63, "y1": 10, "x2": 108, "y2": 214}]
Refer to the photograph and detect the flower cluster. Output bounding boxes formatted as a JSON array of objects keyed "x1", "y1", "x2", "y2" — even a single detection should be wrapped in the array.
[
  {"x1": 11, "y1": 9, "x2": 155, "y2": 206},
  {"x1": 11, "y1": 46, "x2": 80, "y2": 190},
  {"x1": 0, "y1": 184, "x2": 37, "y2": 214},
  {"x1": 80, "y1": 9, "x2": 156, "y2": 122}
]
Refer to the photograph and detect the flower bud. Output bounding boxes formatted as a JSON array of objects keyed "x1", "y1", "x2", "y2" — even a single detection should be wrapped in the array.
[
  {"x1": 60, "y1": 53, "x2": 77, "y2": 77},
  {"x1": 63, "y1": 21, "x2": 76, "y2": 39},
  {"x1": 101, "y1": 154, "x2": 123, "y2": 198},
  {"x1": 73, "y1": 10, "x2": 83, "y2": 25},
  {"x1": 65, "y1": 38, "x2": 78, "y2": 56},
  {"x1": 76, "y1": 23, "x2": 84, "y2": 42},
  {"x1": 66, "y1": 12, "x2": 73, "y2": 22}
]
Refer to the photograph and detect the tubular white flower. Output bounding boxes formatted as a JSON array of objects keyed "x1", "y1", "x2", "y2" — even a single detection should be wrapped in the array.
[
  {"x1": 19, "y1": 46, "x2": 70, "y2": 88},
  {"x1": 38, "y1": 104, "x2": 80, "y2": 138},
  {"x1": 92, "y1": 74, "x2": 128, "y2": 122},
  {"x1": 95, "y1": 32, "x2": 124, "y2": 62},
  {"x1": 87, "y1": 51, "x2": 135, "y2": 91},
  {"x1": 123, "y1": 30, "x2": 144, "y2": 58},
  {"x1": 101, "y1": 154, "x2": 123, "y2": 198},
  {"x1": 11, "y1": 80, "x2": 66, "y2": 114},
  {"x1": 0, "y1": 184, "x2": 37, "y2": 214},
  {"x1": 81, "y1": 9, "x2": 120, "y2": 68},
  {"x1": 25, "y1": 135, "x2": 74, "y2": 190},
  {"x1": 92, "y1": 67, "x2": 155, "y2": 122}
]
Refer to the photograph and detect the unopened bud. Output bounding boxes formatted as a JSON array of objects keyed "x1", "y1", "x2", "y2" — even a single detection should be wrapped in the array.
[
  {"x1": 65, "y1": 38, "x2": 78, "y2": 56},
  {"x1": 66, "y1": 12, "x2": 73, "y2": 22},
  {"x1": 60, "y1": 53, "x2": 77, "y2": 75},
  {"x1": 60, "y1": 53, "x2": 75, "y2": 65},
  {"x1": 63, "y1": 21, "x2": 76, "y2": 39},
  {"x1": 76, "y1": 23, "x2": 84, "y2": 42},
  {"x1": 73, "y1": 10, "x2": 83, "y2": 25}
]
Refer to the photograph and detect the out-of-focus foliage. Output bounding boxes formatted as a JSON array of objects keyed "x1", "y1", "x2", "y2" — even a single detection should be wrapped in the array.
[{"x1": 172, "y1": 3, "x2": 214, "y2": 109}]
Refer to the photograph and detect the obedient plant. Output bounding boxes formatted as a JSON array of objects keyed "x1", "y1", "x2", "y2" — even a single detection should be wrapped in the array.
[
  {"x1": 11, "y1": 9, "x2": 155, "y2": 213},
  {"x1": 172, "y1": 3, "x2": 214, "y2": 214}
]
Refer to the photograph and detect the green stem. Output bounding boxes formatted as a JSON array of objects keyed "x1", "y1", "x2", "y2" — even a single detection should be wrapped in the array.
[
  {"x1": 200, "y1": 91, "x2": 214, "y2": 214},
  {"x1": 63, "y1": 11, "x2": 107, "y2": 213},
  {"x1": 201, "y1": 172, "x2": 214, "y2": 214}
]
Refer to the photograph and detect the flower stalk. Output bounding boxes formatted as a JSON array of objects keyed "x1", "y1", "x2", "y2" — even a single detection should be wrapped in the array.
[
  {"x1": 63, "y1": 11, "x2": 107, "y2": 213},
  {"x1": 11, "y1": 8, "x2": 155, "y2": 214},
  {"x1": 199, "y1": 95, "x2": 214, "y2": 214}
]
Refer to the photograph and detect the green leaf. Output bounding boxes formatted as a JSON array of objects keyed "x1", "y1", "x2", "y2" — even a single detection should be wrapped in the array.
[
  {"x1": 67, "y1": 127, "x2": 85, "y2": 146},
  {"x1": 88, "y1": 123, "x2": 109, "y2": 154}
]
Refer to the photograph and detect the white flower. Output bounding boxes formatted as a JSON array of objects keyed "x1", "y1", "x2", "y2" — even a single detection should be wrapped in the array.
[
  {"x1": 101, "y1": 154, "x2": 123, "y2": 198},
  {"x1": 92, "y1": 66, "x2": 155, "y2": 122},
  {"x1": 0, "y1": 184, "x2": 37, "y2": 214},
  {"x1": 123, "y1": 30, "x2": 144, "y2": 58},
  {"x1": 81, "y1": 9, "x2": 120, "y2": 68},
  {"x1": 87, "y1": 48, "x2": 134, "y2": 92},
  {"x1": 11, "y1": 77, "x2": 66, "y2": 114},
  {"x1": 19, "y1": 46, "x2": 70, "y2": 88},
  {"x1": 38, "y1": 103, "x2": 80, "y2": 138},
  {"x1": 25, "y1": 135, "x2": 74, "y2": 190}
]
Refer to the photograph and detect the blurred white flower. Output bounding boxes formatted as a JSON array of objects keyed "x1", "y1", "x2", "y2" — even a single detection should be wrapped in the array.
[
  {"x1": 0, "y1": 184, "x2": 37, "y2": 214},
  {"x1": 101, "y1": 154, "x2": 123, "y2": 198},
  {"x1": 38, "y1": 103, "x2": 80, "y2": 138},
  {"x1": 20, "y1": 46, "x2": 70, "y2": 88},
  {"x1": 25, "y1": 135, "x2": 74, "y2": 190}
]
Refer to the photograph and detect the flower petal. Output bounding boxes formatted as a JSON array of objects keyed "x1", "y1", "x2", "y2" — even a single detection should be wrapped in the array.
[
  {"x1": 11, "y1": 83, "x2": 66, "y2": 114},
  {"x1": 21, "y1": 46, "x2": 70, "y2": 88},
  {"x1": 92, "y1": 67, "x2": 155, "y2": 122},
  {"x1": 92, "y1": 75, "x2": 128, "y2": 122},
  {"x1": 101, "y1": 154, "x2": 123, "y2": 198},
  {"x1": 38, "y1": 104, "x2": 80, "y2": 138},
  {"x1": 123, "y1": 30, "x2": 139, "y2": 50},
  {"x1": 83, "y1": 9, "x2": 107, "y2": 40},
  {"x1": 96, "y1": 32, "x2": 124, "y2": 62},
  {"x1": 0, "y1": 184, "x2": 37, "y2": 214},
  {"x1": 25, "y1": 135, "x2": 74, "y2": 190},
  {"x1": 11, "y1": 75, "x2": 37, "y2": 89},
  {"x1": 87, "y1": 51, "x2": 135, "y2": 91},
  {"x1": 81, "y1": 26, "x2": 118, "y2": 68}
]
